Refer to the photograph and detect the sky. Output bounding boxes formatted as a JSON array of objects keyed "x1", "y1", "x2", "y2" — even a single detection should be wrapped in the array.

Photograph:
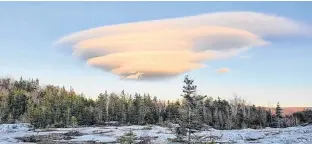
[{"x1": 0, "y1": 2, "x2": 312, "y2": 107}]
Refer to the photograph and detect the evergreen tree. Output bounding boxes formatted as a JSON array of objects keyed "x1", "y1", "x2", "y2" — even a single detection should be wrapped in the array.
[
  {"x1": 177, "y1": 75, "x2": 205, "y2": 143},
  {"x1": 0, "y1": 76, "x2": 309, "y2": 131},
  {"x1": 276, "y1": 102, "x2": 283, "y2": 118},
  {"x1": 275, "y1": 102, "x2": 283, "y2": 128}
]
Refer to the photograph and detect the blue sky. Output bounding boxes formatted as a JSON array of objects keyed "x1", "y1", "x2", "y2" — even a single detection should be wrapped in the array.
[{"x1": 0, "y1": 2, "x2": 311, "y2": 107}]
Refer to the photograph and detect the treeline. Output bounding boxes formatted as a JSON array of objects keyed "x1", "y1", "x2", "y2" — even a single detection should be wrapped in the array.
[{"x1": 0, "y1": 76, "x2": 311, "y2": 129}]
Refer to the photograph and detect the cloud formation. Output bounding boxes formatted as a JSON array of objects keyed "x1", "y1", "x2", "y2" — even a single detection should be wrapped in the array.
[
  {"x1": 55, "y1": 11, "x2": 309, "y2": 80},
  {"x1": 240, "y1": 55, "x2": 252, "y2": 59},
  {"x1": 217, "y1": 68, "x2": 230, "y2": 74}
]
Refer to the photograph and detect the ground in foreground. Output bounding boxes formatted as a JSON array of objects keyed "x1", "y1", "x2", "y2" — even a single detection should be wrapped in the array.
[{"x1": 1, "y1": 123, "x2": 312, "y2": 144}]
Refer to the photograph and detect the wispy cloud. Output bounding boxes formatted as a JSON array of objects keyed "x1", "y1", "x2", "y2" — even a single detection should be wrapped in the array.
[
  {"x1": 240, "y1": 55, "x2": 252, "y2": 59},
  {"x1": 216, "y1": 67, "x2": 230, "y2": 74},
  {"x1": 55, "y1": 11, "x2": 309, "y2": 80}
]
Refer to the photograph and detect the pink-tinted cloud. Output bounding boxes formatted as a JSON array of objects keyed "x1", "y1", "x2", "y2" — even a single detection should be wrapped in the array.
[
  {"x1": 55, "y1": 11, "x2": 309, "y2": 80},
  {"x1": 216, "y1": 67, "x2": 231, "y2": 73}
]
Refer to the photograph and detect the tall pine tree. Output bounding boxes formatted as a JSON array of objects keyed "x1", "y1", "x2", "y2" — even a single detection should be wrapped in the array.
[
  {"x1": 275, "y1": 102, "x2": 283, "y2": 128},
  {"x1": 177, "y1": 75, "x2": 206, "y2": 143}
]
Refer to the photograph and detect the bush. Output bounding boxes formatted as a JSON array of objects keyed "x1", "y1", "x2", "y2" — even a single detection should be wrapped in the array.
[
  {"x1": 117, "y1": 130, "x2": 137, "y2": 144},
  {"x1": 141, "y1": 125, "x2": 153, "y2": 130},
  {"x1": 52, "y1": 123, "x2": 66, "y2": 128},
  {"x1": 64, "y1": 130, "x2": 83, "y2": 137},
  {"x1": 71, "y1": 116, "x2": 78, "y2": 127},
  {"x1": 16, "y1": 135, "x2": 40, "y2": 142}
]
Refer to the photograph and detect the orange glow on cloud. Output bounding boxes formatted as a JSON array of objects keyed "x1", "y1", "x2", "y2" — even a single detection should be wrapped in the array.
[
  {"x1": 55, "y1": 11, "x2": 309, "y2": 80},
  {"x1": 217, "y1": 68, "x2": 230, "y2": 73}
]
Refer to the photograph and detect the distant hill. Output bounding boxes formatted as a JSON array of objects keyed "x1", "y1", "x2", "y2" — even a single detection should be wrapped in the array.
[{"x1": 266, "y1": 107, "x2": 312, "y2": 115}]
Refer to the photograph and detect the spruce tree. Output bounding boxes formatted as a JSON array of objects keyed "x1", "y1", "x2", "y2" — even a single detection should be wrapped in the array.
[
  {"x1": 276, "y1": 102, "x2": 283, "y2": 118},
  {"x1": 275, "y1": 102, "x2": 283, "y2": 128},
  {"x1": 0, "y1": 76, "x2": 309, "y2": 130},
  {"x1": 177, "y1": 75, "x2": 205, "y2": 143}
]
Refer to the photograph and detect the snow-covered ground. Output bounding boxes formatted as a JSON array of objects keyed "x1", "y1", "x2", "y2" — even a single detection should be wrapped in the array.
[{"x1": 1, "y1": 123, "x2": 312, "y2": 144}]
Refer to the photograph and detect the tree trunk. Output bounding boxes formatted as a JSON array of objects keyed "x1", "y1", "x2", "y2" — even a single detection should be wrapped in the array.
[{"x1": 188, "y1": 106, "x2": 191, "y2": 144}]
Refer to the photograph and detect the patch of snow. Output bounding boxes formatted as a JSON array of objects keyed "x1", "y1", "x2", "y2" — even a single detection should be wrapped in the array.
[
  {"x1": 71, "y1": 134, "x2": 116, "y2": 143},
  {"x1": 0, "y1": 123, "x2": 33, "y2": 133},
  {"x1": 0, "y1": 123, "x2": 35, "y2": 144},
  {"x1": 1, "y1": 123, "x2": 312, "y2": 144}
]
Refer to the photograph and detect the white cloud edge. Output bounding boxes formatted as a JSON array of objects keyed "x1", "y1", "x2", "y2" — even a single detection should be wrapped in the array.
[{"x1": 53, "y1": 11, "x2": 310, "y2": 80}]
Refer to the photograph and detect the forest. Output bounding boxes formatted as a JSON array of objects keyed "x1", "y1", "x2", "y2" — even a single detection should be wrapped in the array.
[{"x1": 0, "y1": 75, "x2": 311, "y2": 131}]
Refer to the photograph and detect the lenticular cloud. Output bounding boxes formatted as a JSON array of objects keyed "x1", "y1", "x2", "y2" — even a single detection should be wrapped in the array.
[{"x1": 55, "y1": 11, "x2": 309, "y2": 80}]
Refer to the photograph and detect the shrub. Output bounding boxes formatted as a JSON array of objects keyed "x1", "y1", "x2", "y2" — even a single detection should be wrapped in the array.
[
  {"x1": 16, "y1": 135, "x2": 40, "y2": 142},
  {"x1": 64, "y1": 130, "x2": 83, "y2": 137},
  {"x1": 141, "y1": 125, "x2": 153, "y2": 130},
  {"x1": 117, "y1": 130, "x2": 137, "y2": 144}
]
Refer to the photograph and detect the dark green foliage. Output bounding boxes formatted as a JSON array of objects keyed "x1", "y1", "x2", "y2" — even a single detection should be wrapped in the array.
[
  {"x1": 274, "y1": 102, "x2": 283, "y2": 128},
  {"x1": 0, "y1": 76, "x2": 310, "y2": 131},
  {"x1": 8, "y1": 90, "x2": 28, "y2": 121},
  {"x1": 117, "y1": 130, "x2": 137, "y2": 144},
  {"x1": 276, "y1": 102, "x2": 283, "y2": 119},
  {"x1": 176, "y1": 75, "x2": 206, "y2": 143},
  {"x1": 293, "y1": 109, "x2": 312, "y2": 124},
  {"x1": 70, "y1": 116, "x2": 78, "y2": 127}
]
